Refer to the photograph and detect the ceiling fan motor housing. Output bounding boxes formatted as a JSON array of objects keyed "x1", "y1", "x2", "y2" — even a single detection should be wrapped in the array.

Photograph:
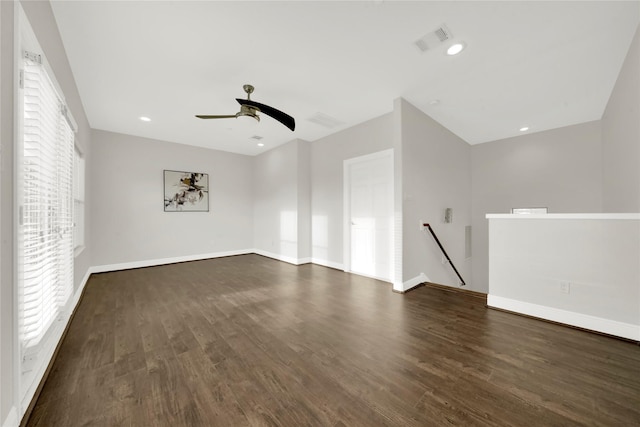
[
  {"x1": 196, "y1": 84, "x2": 295, "y2": 131},
  {"x1": 238, "y1": 104, "x2": 260, "y2": 121}
]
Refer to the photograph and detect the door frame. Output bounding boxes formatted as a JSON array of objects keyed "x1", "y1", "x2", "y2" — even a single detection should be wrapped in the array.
[{"x1": 343, "y1": 148, "x2": 394, "y2": 282}]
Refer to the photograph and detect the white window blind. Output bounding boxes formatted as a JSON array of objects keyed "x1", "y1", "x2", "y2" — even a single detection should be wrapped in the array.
[
  {"x1": 19, "y1": 54, "x2": 74, "y2": 355},
  {"x1": 73, "y1": 147, "x2": 85, "y2": 251}
]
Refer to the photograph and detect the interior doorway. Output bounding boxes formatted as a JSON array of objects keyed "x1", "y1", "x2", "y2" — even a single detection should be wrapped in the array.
[{"x1": 344, "y1": 149, "x2": 394, "y2": 282}]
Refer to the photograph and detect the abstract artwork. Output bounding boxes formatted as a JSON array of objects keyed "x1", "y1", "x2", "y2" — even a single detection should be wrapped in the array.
[{"x1": 164, "y1": 170, "x2": 209, "y2": 212}]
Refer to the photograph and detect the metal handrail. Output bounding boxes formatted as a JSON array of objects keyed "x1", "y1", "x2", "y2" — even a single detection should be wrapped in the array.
[{"x1": 423, "y1": 223, "x2": 466, "y2": 287}]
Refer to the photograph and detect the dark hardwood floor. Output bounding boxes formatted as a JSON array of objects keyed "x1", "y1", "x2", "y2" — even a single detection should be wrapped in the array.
[{"x1": 26, "y1": 254, "x2": 640, "y2": 426}]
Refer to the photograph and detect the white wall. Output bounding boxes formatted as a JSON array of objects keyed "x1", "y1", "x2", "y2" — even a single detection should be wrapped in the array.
[
  {"x1": 90, "y1": 130, "x2": 254, "y2": 268},
  {"x1": 252, "y1": 138, "x2": 311, "y2": 264},
  {"x1": 487, "y1": 214, "x2": 640, "y2": 340},
  {"x1": 310, "y1": 113, "x2": 393, "y2": 269},
  {"x1": 471, "y1": 121, "x2": 604, "y2": 293},
  {"x1": 602, "y1": 26, "x2": 640, "y2": 213},
  {"x1": 1, "y1": 2, "x2": 93, "y2": 425},
  {"x1": 397, "y1": 99, "x2": 472, "y2": 290}
]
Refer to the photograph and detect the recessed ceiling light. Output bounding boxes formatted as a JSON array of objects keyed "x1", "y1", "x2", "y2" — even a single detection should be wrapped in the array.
[
  {"x1": 257, "y1": 143, "x2": 264, "y2": 147},
  {"x1": 446, "y1": 43, "x2": 465, "y2": 56},
  {"x1": 520, "y1": 126, "x2": 530, "y2": 132},
  {"x1": 139, "y1": 116, "x2": 151, "y2": 122}
]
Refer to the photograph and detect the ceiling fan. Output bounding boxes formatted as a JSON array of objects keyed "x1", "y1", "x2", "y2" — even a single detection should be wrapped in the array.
[{"x1": 196, "y1": 84, "x2": 295, "y2": 131}]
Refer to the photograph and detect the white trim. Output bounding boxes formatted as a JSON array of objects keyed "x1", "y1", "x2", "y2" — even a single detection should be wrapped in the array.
[
  {"x1": 393, "y1": 214, "x2": 403, "y2": 285},
  {"x1": 394, "y1": 272, "x2": 429, "y2": 292},
  {"x1": 13, "y1": 2, "x2": 25, "y2": 417},
  {"x1": 310, "y1": 258, "x2": 344, "y2": 271},
  {"x1": 75, "y1": 269, "x2": 93, "y2": 304},
  {"x1": 90, "y1": 249, "x2": 253, "y2": 273},
  {"x1": 91, "y1": 251, "x2": 340, "y2": 275},
  {"x1": 343, "y1": 161, "x2": 350, "y2": 272},
  {"x1": 344, "y1": 148, "x2": 395, "y2": 165},
  {"x1": 345, "y1": 269, "x2": 392, "y2": 284},
  {"x1": 487, "y1": 295, "x2": 640, "y2": 341},
  {"x1": 1, "y1": 406, "x2": 18, "y2": 427},
  {"x1": 486, "y1": 213, "x2": 640, "y2": 220},
  {"x1": 343, "y1": 148, "x2": 395, "y2": 280},
  {"x1": 253, "y1": 249, "x2": 311, "y2": 266}
]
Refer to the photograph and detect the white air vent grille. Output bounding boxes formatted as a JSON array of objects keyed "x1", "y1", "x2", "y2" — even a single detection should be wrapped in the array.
[
  {"x1": 435, "y1": 26, "x2": 451, "y2": 42},
  {"x1": 415, "y1": 39, "x2": 430, "y2": 52},
  {"x1": 414, "y1": 24, "x2": 453, "y2": 52},
  {"x1": 307, "y1": 112, "x2": 345, "y2": 129}
]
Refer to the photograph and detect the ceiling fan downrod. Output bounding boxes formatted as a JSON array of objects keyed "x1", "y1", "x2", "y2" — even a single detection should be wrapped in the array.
[{"x1": 243, "y1": 84, "x2": 254, "y2": 100}]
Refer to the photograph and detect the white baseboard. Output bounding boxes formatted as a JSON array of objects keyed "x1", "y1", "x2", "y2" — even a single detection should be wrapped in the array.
[
  {"x1": 2, "y1": 406, "x2": 18, "y2": 427},
  {"x1": 91, "y1": 249, "x2": 253, "y2": 273},
  {"x1": 310, "y1": 258, "x2": 344, "y2": 271},
  {"x1": 253, "y1": 249, "x2": 311, "y2": 266},
  {"x1": 394, "y1": 272, "x2": 429, "y2": 292},
  {"x1": 74, "y1": 268, "x2": 93, "y2": 305},
  {"x1": 91, "y1": 250, "x2": 338, "y2": 275},
  {"x1": 487, "y1": 295, "x2": 640, "y2": 341},
  {"x1": 343, "y1": 269, "x2": 392, "y2": 284}
]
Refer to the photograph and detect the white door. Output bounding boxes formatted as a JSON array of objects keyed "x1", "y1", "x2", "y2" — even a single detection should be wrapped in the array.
[{"x1": 344, "y1": 150, "x2": 393, "y2": 282}]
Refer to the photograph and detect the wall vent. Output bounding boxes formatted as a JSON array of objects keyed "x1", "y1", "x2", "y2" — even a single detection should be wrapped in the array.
[{"x1": 414, "y1": 24, "x2": 453, "y2": 52}]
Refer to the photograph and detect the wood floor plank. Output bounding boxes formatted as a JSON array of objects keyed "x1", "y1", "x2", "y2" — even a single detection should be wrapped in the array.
[{"x1": 25, "y1": 254, "x2": 640, "y2": 426}]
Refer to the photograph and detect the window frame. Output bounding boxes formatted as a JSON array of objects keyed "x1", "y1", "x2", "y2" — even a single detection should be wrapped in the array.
[{"x1": 14, "y1": 2, "x2": 79, "y2": 415}]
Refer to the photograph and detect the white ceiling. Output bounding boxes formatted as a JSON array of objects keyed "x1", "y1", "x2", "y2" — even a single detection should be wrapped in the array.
[{"x1": 50, "y1": 1, "x2": 639, "y2": 156}]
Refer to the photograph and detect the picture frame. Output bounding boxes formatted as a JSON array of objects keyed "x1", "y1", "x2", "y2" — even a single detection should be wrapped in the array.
[{"x1": 163, "y1": 170, "x2": 209, "y2": 212}]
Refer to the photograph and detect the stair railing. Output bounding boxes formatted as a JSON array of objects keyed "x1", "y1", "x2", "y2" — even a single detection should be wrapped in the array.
[{"x1": 423, "y1": 223, "x2": 466, "y2": 287}]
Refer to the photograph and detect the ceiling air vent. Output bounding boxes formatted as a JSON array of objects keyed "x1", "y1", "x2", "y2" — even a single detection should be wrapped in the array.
[
  {"x1": 414, "y1": 24, "x2": 453, "y2": 52},
  {"x1": 307, "y1": 112, "x2": 345, "y2": 129},
  {"x1": 434, "y1": 26, "x2": 451, "y2": 42}
]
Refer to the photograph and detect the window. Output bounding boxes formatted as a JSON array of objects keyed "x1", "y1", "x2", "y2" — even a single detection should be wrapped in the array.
[
  {"x1": 17, "y1": 11, "x2": 80, "y2": 411},
  {"x1": 20, "y1": 52, "x2": 75, "y2": 354}
]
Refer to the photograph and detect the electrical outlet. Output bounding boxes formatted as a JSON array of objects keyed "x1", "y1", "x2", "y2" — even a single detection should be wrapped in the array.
[{"x1": 559, "y1": 281, "x2": 570, "y2": 294}]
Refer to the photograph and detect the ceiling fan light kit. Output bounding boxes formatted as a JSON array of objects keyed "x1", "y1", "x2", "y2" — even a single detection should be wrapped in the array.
[{"x1": 196, "y1": 84, "x2": 296, "y2": 131}]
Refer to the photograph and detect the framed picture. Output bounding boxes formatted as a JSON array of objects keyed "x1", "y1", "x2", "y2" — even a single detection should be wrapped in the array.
[{"x1": 164, "y1": 170, "x2": 209, "y2": 212}]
